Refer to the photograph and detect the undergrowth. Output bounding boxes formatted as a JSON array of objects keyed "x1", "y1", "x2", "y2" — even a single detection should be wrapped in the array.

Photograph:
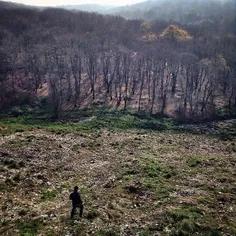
[{"x1": 0, "y1": 108, "x2": 177, "y2": 136}]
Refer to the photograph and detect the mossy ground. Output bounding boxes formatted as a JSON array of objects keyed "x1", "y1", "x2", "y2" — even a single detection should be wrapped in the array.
[{"x1": 0, "y1": 111, "x2": 235, "y2": 235}]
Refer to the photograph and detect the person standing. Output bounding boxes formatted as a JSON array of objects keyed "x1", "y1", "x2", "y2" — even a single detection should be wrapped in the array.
[{"x1": 70, "y1": 186, "x2": 83, "y2": 219}]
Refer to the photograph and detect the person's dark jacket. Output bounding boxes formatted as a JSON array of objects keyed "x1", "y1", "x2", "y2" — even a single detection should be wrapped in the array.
[{"x1": 70, "y1": 191, "x2": 82, "y2": 206}]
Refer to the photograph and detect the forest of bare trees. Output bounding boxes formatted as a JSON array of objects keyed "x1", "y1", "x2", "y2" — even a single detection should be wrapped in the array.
[{"x1": 0, "y1": 4, "x2": 236, "y2": 120}]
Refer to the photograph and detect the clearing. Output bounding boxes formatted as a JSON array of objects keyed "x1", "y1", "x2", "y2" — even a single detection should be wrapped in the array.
[{"x1": 0, "y1": 114, "x2": 235, "y2": 235}]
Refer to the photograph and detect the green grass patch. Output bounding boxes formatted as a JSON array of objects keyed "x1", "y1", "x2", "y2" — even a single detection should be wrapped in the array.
[
  {"x1": 80, "y1": 187, "x2": 90, "y2": 194},
  {"x1": 139, "y1": 230, "x2": 150, "y2": 236},
  {"x1": 75, "y1": 223, "x2": 86, "y2": 235},
  {"x1": 0, "y1": 109, "x2": 178, "y2": 136},
  {"x1": 155, "y1": 185, "x2": 173, "y2": 200},
  {"x1": 197, "y1": 228, "x2": 221, "y2": 236},
  {"x1": 147, "y1": 165, "x2": 161, "y2": 178},
  {"x1": 46, "y1": 231, "x2": 56, "y2": 236},
  {"x1": 123, "y1": 167, "x2": 140, "y2": 176},
  {"x1": 41, "y1": 189, "x2": 59, "y2": 201},
  {"x1": 166, "y1": 207, "x2": 201, "y2": 221},
  {"x1": 142, "y1": 161, "x2": 162, "y2": 178},
  {"x1": 97, "y1": 226, "x2": 120, "y2": 236},
  {"x1": 0, "y1": 184, "x2": 8, "y2": 191},
  {"x1": 188, "y1": 206, "x2": 202, "y2": 214},
  {"x1": 18, "y1": 219, "x2": 41, "y2": 236},
  {"x1": 166, "y1": 209, "x2": 190, "y2": 221},
  {"x1": 176, "y1": 219, "x2": 196, "y2": 235},
  {"x1": 186, "y1": 156, "x2": 206, "y2": 167}
]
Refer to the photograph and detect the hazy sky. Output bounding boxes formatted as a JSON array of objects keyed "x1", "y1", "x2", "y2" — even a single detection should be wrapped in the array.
[{"x1": 6, "y1": 0, "x2": 145, "y2": 6}]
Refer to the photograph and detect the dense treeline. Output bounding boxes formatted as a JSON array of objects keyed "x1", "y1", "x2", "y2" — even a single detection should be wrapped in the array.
[{"x1": 0, "y1": 5, "x2": 236, "y2": 120}]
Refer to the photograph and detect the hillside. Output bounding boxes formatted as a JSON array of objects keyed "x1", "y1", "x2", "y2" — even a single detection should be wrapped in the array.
[
  {"x1": 109, "y1": 0, "x2": 236, "y2": 34},
  {"x1": 0, "y1": 112, "x2": 236, "y2": 235},
  {"x1": 52, "y1": 0, "x2": 236, "y2": 35},
  {"x1": 0, "y1": 1, "x2": 236, "y2": 235},
  {"x1": 0, "y1": 1, "x2": 38, "y2": 9},
  {"x1": 0, "y1": 5, "x2": 236, "y2": 121}
]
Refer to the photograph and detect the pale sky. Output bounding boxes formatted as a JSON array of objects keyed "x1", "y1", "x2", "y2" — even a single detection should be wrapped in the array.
[{"x1": 5, "y1": 0, "x2": 146, "y2": 6}]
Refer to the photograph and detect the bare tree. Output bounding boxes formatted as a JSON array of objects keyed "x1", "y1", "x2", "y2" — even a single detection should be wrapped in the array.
[
  {"x1": 101, "y1": 51, "x2": 115, "y2": 101},
  {"x1": 85, "y1": 49, "x2": 98, "y2": 100},
  {"x1": 137, "y1": 58, "x2": 145, "y2": 111},
  {"x1": 122, "y1": 53, "x2": 132, "y2": 110},
  {"x1": 70, "y1": 50, "x2": 83, "y2": 107},
  {"x1": 45, "y1": 52, "x2": 66, "y2": 118}
]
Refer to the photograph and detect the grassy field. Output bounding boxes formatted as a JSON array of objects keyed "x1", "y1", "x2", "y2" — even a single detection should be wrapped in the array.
[{"x1": 0, "y1": 110, "x2": 235, "y2": 235}]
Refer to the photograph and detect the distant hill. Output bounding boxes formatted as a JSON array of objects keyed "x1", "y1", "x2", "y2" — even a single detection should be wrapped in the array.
[
  {"x1": 58, "y1": 4, "x2": 115, "y2": 13},
  {"x1": 108, "y1": 0, "x2": 236, "y2": 34},
  {"x1": 53, "y1": 0, "x2": 236, "y2": 34},
  {"x1": 0, "y1": 1, "x2": 114, "y2": 12},
  {"x1": 0, "y1": 1, "x2": 37, "y2": 9},
  {"x1": 110, "y1": 0, "x2": 161, "y2": 13}
]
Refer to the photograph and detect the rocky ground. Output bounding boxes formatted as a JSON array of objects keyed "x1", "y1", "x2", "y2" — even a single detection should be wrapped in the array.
[{"x1": 0, "y1": 126, "x2": 235, "y2": 235}]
